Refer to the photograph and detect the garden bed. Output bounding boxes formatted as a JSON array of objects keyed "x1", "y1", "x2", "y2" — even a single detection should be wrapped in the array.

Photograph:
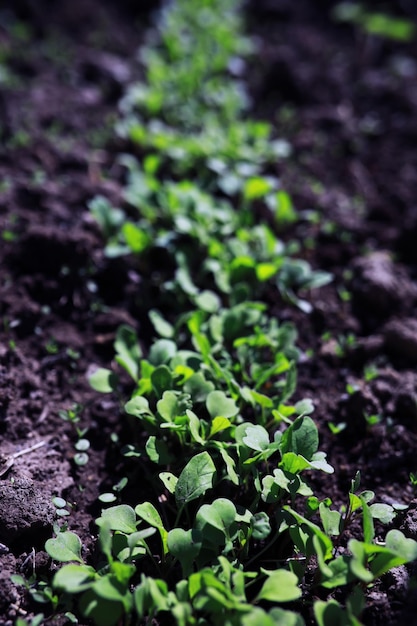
[{"x1": 1, "y1": 0, "x2": 417, "y2": 624}]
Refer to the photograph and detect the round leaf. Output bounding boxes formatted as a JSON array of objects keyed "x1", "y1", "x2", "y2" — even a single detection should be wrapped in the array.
[
  {"x1": 206, "y1": 391, "x2": 239, "y2": 419},
  {"x1": 96, "y1": 505, "x2": 137, "y2": 534},
  {"x1": 53, "y1": 564, "x2": 95, "y2": 593},
  {"x1": 149, "y1": 339, "x2": 177, "y2": 366},
  {"x1": 45, "y1": 531, "x2": 83, "y2": 563},
  {"x1": 89, "y1": 368, "x2": 117, "y2": 393},
  {"x1": 243, "y1": 424, "x2": 270, "y2": 451},
  {"x1": 168, "y1": 528, "x2": 202, "y2": 576},
  {"x1": 257, "y1": 569, "x2": 301, "y2": 602}
]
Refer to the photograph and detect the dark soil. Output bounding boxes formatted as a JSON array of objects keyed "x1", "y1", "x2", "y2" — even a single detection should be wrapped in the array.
[{"x1": 1, "y1": 0, "x2": 417, "y2": 624}]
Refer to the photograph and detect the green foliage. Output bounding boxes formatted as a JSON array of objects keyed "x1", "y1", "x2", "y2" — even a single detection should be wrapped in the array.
[
  {"x1": 45, "y1": 531, "x2": 83, "y2": 563},
  {"x1": 116, "y1": 0, "x2": 290, "y2": 180},
  {"x1": 333, "y1": 3, "x2": 415, "y2": 41},
  {"x1": 42, "y1": 0, "x2": 417, "y2": 624},
  {"x1": 175, "y1": 452, "x2": 216, "y2": 506}
]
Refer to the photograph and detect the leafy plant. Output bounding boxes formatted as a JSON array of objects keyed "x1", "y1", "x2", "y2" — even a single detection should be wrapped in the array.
[{"x1": 41, "y1": 0, "x2": 417, "y2": 624}]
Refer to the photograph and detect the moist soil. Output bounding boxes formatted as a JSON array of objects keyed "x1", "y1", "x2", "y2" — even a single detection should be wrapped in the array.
[{"x1": 1, "y1": 0, "x2": 417, "y2": 624}]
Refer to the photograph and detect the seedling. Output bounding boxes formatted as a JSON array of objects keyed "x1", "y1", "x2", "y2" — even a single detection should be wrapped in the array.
[
  {"x1": 58, "y1": 403, "x2": 88, "y2": 439},
  {"x1": 52, "y1": 497, "x2": 71, "y2": 518},
  {"x1": 43, "y1": 0, "x2": 417, "y2": 624},
  {"x1": 45, "y1": 339, "x2": 59, "y2": 355},
  {"x1": 73, "y1": 438, "x2": 90, "y2": 467},
  {"x1": 363, "y1": 363, "x2": 379, "y2": 382}
]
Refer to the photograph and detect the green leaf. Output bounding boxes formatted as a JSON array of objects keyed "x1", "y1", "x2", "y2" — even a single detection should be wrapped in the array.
[
  {"x1": 280, "y1": 416, "x2": 318, "y2": 461},
  {"x1": 122, "y1": 222, "x2": 149, "y2": 253},
  {"x1": 240, "y1": 608, "x2": 276, "y2": 626},
  {"x1": 218, "y1": 446, "x2": 239, "y2": 485},
  {"x1": 349, "y1": 540, "x2": 374, "y2": 583},
  {"x1": 89, "y1": 368, "x2": 117, "y2": 393},
  {"x1": 89, "y1": 195, "x2": 124, "y2": 239},
  {"x1": 241, "y1": 387, "x2": 273, "y2": 408},
  {"x1": 10, "y1": 575, "x2": 26, "y2": 587},
  {"x1": 256, "y1": 569, "x2": 301, "y2": 602},
  {"x1": 45, "y1": 531, "x2": 83, "y2": 563},
  {"x1": 174, "y1": 364, "x2": 195, "y2": 384},
  {"x1": 159, "y1": 471, "x2": 178, "y2": 494},
  {"x1": 314, "y1": 600, "x2": 345, "y2": 626},
  {"x1": 244, "y1": 176, "x2": 273, "y2": 200},
  {"x1": 369, "y1": 503, "x2": 396, "y2": 524},
  {"x1": 184, "y1": 373, "x2": 215, "y2": 403},
  {"x1": 361, "y1": 497, "x2": 375, "y2": 545},
  {"x1": 206, "y1": 390, "x2": 239, "y2": 419},
  {"x1": 209, "y1": 416, "x2": 231, "y2": 437},
  {"x1": 320, "y1": 556, "x2": 352, "y2": 589},
  {"x1": 194, "y1": 290, "x2": 221, "y2": 313},
  {"x1": 280, "y1": 452, "x2": 310, "y2": 474},
  {"x1": 149, "y1": 309, "x2": 175, "y2": 338},
  {"x1": 195, "y1": 498, "x2": 236, "y2": 545},
  {"x1": 242, "y1": 424, "x2": 270, "y2": 451},
  {"x1": 112, "y1": 534, "x2": 145, "y2": 563},
  {"x1": 256, "y1": 262, "x2": 278, "y2": 282},
  {"x1": 309, "y1": 452, "x2": 334, "y2": 474},
  {"x1": 251, "y1": 512, "x2": 271, "y2": 540},
  {"x1": 363, "y1": 13, "x2": 415, "y2": 41},
  {"x1": 92, "y1": 572, "x2": 134, "y2": 608},
  {"x1": 385, "y1": 529, "x2": 417, "y2": 561},
  {"x1": 167, "y1": 528, "x2": 202, "y2": 577},
  {"x1": 349, "y1": 492, "x2": 363, "y2": 514},
  {"x1": 360, "y1": 490, "x2": 375, "y2": 504},
  {"x1": 176, "y1": 266, "x2": 198, "y2": 296},
  {"x1": 319, "y1": 503, "x2": 342, "y2": 537},
  {"x1": 285, "y1": 507, "x2": 334, "y2": 560},
  {"x1": 145, "y1": 436, "x2": 174, "y2": 464},
  {"x1": 125, "y1": 396, "x2": 152, "y2": 419},
  {"x1": 313, "y1": 534, "x2": 333, "y2": 579},
  {"x1": 189, "y1": 568, "x2": 238, "y2": 611},
  {"x1": 369, "y1": 550, "x2": 407, "y2": 579},
  {"x1": 99, "y1": 493, "x2": 117, "y2": 504},
  {"x1": 294, "y1": 398, "x2": 315, "y2": 415},
  {"x1": 187, "y1": 410, "x2": 205, "y2": 445},
  {"x1": 135, "y1": 360, "x2": 155, "y2": 396},
  {"x1": 149, "y1": 339, "x2": 177, "y2": 366},
  {"x1": 53, "y1": 564, "x2": 96, "y2": 593},
  {"x1": 151, "y1": 365, "x2": 173, "y2": 398},
  {"x1": 99, "y1": 520, "x2": 113, "y2": 563},
  {"x1": 175, "y1": 452, "x2": 216, "y2": 506},
  {"x1": 157, "y1": 391, "x2": 181, "y2": 421},
  {"x1": 188, "y1": 312, "x2": 211, "y2": 358},
  {"x1": 243, "y1": 607, "x2": 305, "y2": 626},
  {"x1": 280, "y1": 361, "x2": 297, "y2": 402},
  {"x1": 262, "y1": 471, "x2": 290, "y2": 502},
  {"x1": 96, "y1": 505, "x2": 137, "y2": 534},
  {"x1": 114, "y1": 325, "x2": 141, "y2": 380},
  {"x1": 350, "y1": 471, "x2": 361, "y2": 493},
  {"x1": 134, "y1": 576, "x2": 169, "y2": 617},
  {"x1": 268, "y1": 607, "x2": 305, "y2": 626},
  {"x1": 135, "y1": 502, "x2": 164, "y2": 531},
  {"x1": 275, "y1": 190, "x2": 297, "y2": 226},
  {"x1": 79, "y1": 588, "x2": 125, "y2": 626}
]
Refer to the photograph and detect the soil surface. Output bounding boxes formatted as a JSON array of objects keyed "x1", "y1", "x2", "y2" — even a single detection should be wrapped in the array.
[{"x1": 1, "y1": 0, "x2": 417, "y2": 624}]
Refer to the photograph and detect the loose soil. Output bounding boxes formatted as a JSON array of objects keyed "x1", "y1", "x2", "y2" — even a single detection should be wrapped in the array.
[{"x1": 1, "y1": 0, "x2": 417, "y2": 624}]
